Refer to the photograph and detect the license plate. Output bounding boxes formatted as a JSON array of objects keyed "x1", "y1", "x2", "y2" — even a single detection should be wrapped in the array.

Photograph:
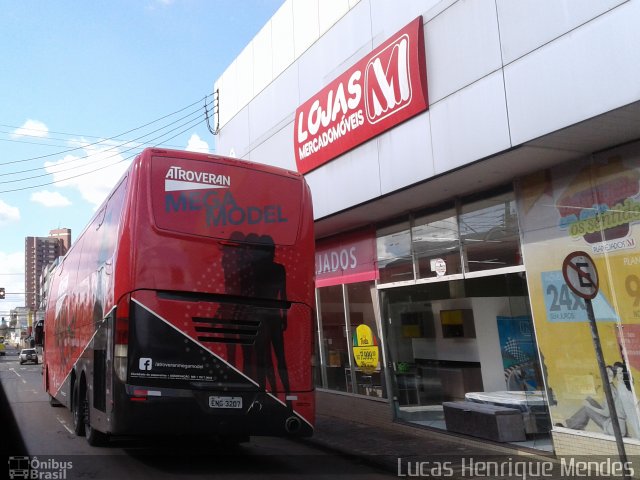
[{"x1": 209, "y1": 396, "x2": 242, "y2": 409}]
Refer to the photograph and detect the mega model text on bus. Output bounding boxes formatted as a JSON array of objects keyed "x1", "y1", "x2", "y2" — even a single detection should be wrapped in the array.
[{"x1": 36, "y1": 148, "x2": 316, "y2": 445}]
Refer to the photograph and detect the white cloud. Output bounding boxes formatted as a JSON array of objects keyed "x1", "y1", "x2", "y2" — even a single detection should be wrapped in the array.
[
  {"x1": 44, "y1": 142, "x2": 131, "y2": 207},
  {"x1": 185, "y1": 134, "x2": 210, "y2": 154},
  {"x1": 11, "y1": 119, "x2": 49, "y2": 138},
  {"x1": 30, "y1": 190, "x2": 72, "y2": 207},
  {"x1": 0, "y1": 199, "x2": 20, "y2": 226}
]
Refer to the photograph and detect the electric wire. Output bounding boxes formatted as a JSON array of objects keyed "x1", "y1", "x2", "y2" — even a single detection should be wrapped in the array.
[
  {"x1": 0, "y1": 133, "x2": 187, "y2": 152},
  {"x1": 0, "y1": 94, "x2": 212, "y2": 167},
  {"x1": 0, "y1": 114, "x2": 208, "y2": 194},
  {"x1": 0, "y1": 101, "x2": 211, "y2": 182},
  {"x1": 0, "y1": 99, "x2": 212, "y2": 179}
]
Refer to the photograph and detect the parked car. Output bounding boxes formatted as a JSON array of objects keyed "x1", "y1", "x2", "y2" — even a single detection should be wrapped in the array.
[{"x1": 19, "y1": 348, "x2": 38, "y2": 365}]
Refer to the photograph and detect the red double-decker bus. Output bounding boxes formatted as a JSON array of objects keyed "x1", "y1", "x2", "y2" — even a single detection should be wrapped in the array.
[{"x1": 39, "y1": 148, "x2": 315, "y2": 445}]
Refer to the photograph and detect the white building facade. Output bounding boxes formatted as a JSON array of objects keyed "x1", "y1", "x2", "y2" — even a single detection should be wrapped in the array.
[{"x1": 214, "y1": 0, "x2": 640, "y2": 456}]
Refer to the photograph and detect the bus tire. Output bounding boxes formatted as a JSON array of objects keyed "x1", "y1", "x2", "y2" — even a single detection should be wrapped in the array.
[
  {"x1": 72, "y1": 382, "x2": 85, "y2": 436},
  {"x1": 84, "y1": 388, "x2": 108, "y2": 446}
]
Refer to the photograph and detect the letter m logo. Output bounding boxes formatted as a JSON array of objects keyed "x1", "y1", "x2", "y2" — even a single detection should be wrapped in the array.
[{"x1": 364, "y1": 33, "x2": 412, "y2": 124}]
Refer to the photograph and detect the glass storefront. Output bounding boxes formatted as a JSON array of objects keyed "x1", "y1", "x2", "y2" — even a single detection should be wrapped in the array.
[
  {"x1": 412, "y1": 205, "x2": 461, "y2": 279},
  {"x1": 459, "y1": 191, "x2": 522, "y2": 272},
  {"x1": 318, "y1": 285, "x2": 350, "y2": 392},
  {"x1": 316, "y1": 281, "x2": 387, "y2": 399},
  {"x1": 314, "y1": 229, "x2": 386, "y2": 399},
  {"x1": 379, "y1": 275, "x2": 549, "y2": 439},
  {"x1": 314, "y1": 187, "x2": 553, "y2": 450},
  {"x1": 517, "y1": 143, "x2": 640, "y2": 444}
]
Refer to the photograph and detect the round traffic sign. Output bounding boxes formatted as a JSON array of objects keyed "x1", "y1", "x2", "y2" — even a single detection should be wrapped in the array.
[{"x1": 562, "y1": 251, "x2": 599, "y2": 300}]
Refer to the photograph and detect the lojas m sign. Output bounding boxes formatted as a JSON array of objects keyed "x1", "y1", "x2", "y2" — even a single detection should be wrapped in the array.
[{"x1": 294, "y1": 16, "x2": 428, "y2": 174}]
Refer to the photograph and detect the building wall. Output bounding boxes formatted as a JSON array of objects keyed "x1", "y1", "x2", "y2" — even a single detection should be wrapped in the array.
[
  {"x1": 552, "y1": 428, "x2": 640, "y2": 464},
  {"x1": 24, "y1": 236, "x2": 65, "y2": 311},
  {"x1": 215, "y1": 0, "x2": 640, "y2": 222},
  {"x1": 49, "y1": 228, "x2": 71, "y2": 254},
  {"x1": 214, "y1": 0, "x2": 640, "y2": 457}
]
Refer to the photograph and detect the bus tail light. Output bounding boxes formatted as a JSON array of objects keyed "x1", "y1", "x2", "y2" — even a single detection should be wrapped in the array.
[{"x1": 115, "y1": 294, "x2": 130, "y2": 382}]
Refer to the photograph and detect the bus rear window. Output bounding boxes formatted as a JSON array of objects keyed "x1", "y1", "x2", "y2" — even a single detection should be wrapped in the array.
[{"x1": 151, "y1": 155, "x2": 303, "y2": 245}]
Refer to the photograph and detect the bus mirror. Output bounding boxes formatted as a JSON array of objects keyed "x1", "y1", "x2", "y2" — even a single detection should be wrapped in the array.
[{"x1": 34, "y1": 321, "x2": 44, "y2": 346}]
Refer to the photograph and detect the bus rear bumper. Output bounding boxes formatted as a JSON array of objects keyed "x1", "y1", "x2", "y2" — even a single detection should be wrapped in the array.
[{"x1": 111, "y1": 384, "x2": 314, "y2": 438}]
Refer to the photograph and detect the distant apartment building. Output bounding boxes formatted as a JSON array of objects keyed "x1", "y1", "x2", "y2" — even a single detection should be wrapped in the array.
[
  {"x1": 25, "y1": 228, "x2": 71, "y2": 311},
  {"x1": 48, "y1": 227, "x2": 72, "y2": 252}
]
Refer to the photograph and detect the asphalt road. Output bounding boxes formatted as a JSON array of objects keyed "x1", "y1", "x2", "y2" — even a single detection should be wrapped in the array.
[{"x1": 1, "y1": 346, "x2": 394, "y2": 479}]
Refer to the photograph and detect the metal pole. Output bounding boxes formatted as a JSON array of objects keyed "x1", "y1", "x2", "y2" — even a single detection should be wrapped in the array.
[{"x1": 585, "y1": 298, "x2": 630, "y2": 479}]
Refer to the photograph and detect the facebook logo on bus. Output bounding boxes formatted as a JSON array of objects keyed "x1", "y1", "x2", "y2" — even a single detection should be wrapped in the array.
[{"x1": 139, "y1": 358, "x2": 153, "y2": 371}]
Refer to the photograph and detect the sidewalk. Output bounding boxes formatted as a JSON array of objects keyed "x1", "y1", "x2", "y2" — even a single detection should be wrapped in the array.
[{"x1": 303, "y1": 413, "x2": 555, "y2": 477}]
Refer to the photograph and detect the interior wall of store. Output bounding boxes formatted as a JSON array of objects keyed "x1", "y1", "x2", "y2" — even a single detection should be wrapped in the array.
[{"x1": 214, "y1": 0, "x2": 640, "y2": 234}]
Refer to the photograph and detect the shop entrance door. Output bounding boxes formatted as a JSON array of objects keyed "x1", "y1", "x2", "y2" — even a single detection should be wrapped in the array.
[{"x1": 380, "y1": 273, "x2": 552, "y2": 450}]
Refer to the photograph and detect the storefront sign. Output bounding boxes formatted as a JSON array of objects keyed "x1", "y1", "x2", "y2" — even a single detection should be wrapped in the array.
[
  {"x1": 315, "y1": 228, "x2": 378, "y2": 287},
  {"x1": 294, "y1": 16, "x2": 428, "y2": 174}
]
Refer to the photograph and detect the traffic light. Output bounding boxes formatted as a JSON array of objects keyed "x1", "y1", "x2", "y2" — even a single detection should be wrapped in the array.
[{"x1": 0, "y1": 287, "x2": 4, "y2": 299}]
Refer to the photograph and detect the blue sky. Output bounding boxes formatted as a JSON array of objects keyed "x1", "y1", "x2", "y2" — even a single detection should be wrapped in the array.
[{"x1": 0, "y1": 0, "x2": 284, "y2": 316}]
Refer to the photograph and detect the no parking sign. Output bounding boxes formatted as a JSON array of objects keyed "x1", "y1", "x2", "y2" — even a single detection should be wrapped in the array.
[
  {"x1": 562, "y1": 251, "x2": 628, "y2": 469},
  {"x1": 562, "y1": 251, "x2": 599, "y2": 300}
]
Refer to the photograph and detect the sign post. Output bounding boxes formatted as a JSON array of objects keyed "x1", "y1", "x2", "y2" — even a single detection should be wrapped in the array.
[{"x1": 562, "y1": 251, "x2": 629, "y2": 478}]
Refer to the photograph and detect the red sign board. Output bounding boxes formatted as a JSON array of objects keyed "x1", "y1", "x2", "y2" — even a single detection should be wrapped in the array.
[
  {"x1": 294, "y1": 16, "x2": 428, "y2": 174},
  {"x1": 316, "y1": 228, "x2": 378, "y2": 287}
]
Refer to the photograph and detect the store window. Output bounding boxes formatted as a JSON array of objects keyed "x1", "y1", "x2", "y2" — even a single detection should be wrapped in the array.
[
  {"x1": 314, "y1": 228, "x2": 386, "y2": 398},
  {"x1": 517, "y1": 145, "x2": 640, "y2": 446},
  {"x1": 412, "y1": 207, "x2": 461, "y2": 279},
  {"x1": 316, "y1": 281, "x2": 388, "y2": 399},
  {"x1": 377, "y1": 189, "x2": 522, "y2": 285},
  {"x1": 375, "y1": 186, "x2": 551, "y2": 450},
  {"x1": 459, "y1": 191, "x2": 522, "y2": 273},
  {"x1": 377, "y1": 221, "x2": 413, "y2": 284},
  {"x1": 346, "y1": 281, "x2": 386, "y2": 398},
  {"x1": 318, "y1": 285, "x2": 349, "y2": 392},
  {"x1": 381, "y1": 274, "x2": 549, "y2": 446}
]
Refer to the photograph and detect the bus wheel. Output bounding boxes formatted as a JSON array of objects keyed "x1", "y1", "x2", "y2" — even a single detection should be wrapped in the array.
[
  {"x1": 71, "y1": 383, "x2": 85, "y2": 436},
  {"x1": 83, "y1": 389, "x2": 108, "y2": 446}
]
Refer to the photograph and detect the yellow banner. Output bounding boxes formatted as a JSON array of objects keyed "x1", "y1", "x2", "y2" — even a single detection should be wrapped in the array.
[{"x1": 517, "y1": 143, "x2": 640, "y2": 439}]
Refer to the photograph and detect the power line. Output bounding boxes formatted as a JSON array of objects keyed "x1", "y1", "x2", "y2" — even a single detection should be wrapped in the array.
[
  {"x1": 0, "y1": 99, "x2": 212, "y2": 181},
  {"x1": 0, "y1": 133, "x2": 187, "y2": 152},
  {"x1": 0, "y1": 113, "x2": 208, "y2": 194},
  {"x1": 0, "y1": 102, "x2": 210, "y2": 183},
  {"x1": 0, "y1": 94, "x2": 212, "y2": 167}
]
